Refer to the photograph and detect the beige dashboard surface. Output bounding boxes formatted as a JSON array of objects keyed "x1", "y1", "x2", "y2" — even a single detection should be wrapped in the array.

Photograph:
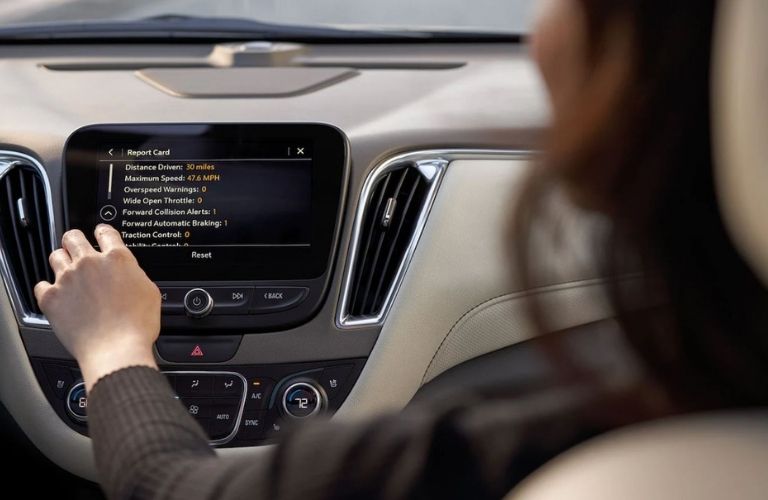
[{"x1": 338, "y1": 158, "x2": 612, "y2": 419}]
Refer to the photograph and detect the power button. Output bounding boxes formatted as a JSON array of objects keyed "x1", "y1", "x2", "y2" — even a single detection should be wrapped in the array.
[{"x1": 184, "y1": 288, "x2": 214, "y2": 318}]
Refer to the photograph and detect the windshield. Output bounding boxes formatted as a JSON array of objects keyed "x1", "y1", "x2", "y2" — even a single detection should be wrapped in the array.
[{"x1": 0, "y1": 0, "x2": 538, "y2": 35}]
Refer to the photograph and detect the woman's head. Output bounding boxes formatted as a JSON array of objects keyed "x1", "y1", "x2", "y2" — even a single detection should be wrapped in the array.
[
  {"x1": 530, "y1": 0, "x2": 716, "y2": 213},
  {"x1": 519, "y1": 0, "x2": 768, "y2": 408}
]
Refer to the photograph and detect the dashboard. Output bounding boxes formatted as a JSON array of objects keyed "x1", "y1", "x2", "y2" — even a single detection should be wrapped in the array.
[{"x1": 0, "y1": 40, "x2": 612, "y2": 480}]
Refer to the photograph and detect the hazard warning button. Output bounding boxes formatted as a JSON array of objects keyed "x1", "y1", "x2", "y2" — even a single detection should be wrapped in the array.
[
  {"x1": 155, "y1": 335, "x2": 242, "y2": 363},
  {"x1": 190, "y1": 345, "x2": 205, "y2": 357}
]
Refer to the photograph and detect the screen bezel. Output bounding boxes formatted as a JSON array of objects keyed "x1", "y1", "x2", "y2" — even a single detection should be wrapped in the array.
[{"x1": 64, "y1": 123, "x2": 348, "y2": 282}]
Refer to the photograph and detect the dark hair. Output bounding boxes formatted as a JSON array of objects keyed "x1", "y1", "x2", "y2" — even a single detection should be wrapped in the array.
[{"x1": 516, "y1": 0, "x2": 768, "y2": 411}]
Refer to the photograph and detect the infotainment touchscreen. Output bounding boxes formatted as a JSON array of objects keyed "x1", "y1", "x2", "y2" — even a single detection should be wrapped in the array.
[
  {"x1": 65, "y1": 124, "x2": 347, "y2": 282},
  {"x1": 97, "y1": 141, "x2": 311, "y2": 248}
]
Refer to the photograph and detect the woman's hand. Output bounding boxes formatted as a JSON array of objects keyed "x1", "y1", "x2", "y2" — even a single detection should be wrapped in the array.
[{"x1": 35, "y1": 224, "x2": 161, "y2": 391}]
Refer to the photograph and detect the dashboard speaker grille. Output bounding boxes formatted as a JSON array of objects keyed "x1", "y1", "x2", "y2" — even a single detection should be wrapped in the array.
[
  {"x1": 0, "y1": 160, "x2": 54, "y2": 315},
  {"x1": 346, "y1": 164, "x2": 429, "y2": 319}
]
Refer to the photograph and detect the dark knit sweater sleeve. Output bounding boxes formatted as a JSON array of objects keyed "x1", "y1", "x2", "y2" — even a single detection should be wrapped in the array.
[
  {"x1": 88, "y1": 366, "x2": 616, "y2": 500},
  {"x1": 87, "y1": 366, "x2": 271, "y2": 499}
]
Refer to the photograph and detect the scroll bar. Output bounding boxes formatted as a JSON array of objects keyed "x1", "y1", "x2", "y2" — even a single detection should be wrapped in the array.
[{"x1": 107, "y1": 163, "x2": 113, "y2": 200}]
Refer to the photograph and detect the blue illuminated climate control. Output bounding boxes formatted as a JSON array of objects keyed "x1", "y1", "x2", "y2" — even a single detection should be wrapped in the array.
[
  {"x1": 281, "y1": 380, "x2": 325, "y2": 419},
  {"x1": 34, "y1": 358, "x2": 362, "y2": 447}
]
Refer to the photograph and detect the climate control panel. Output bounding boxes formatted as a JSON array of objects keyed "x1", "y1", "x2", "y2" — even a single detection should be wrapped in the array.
[{"x1": 32, "y1": 357, "x2": 365, "y2": 447}]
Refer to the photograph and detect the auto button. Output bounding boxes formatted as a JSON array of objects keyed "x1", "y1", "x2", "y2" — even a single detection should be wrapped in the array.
[{"x1": 209, "y1": 399, "x2": 241, "y2": 440}]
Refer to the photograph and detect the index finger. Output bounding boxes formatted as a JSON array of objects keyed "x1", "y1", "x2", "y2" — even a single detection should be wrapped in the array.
[{"x1": 94, "y1": 224, "x2": 126, "y2": 253}]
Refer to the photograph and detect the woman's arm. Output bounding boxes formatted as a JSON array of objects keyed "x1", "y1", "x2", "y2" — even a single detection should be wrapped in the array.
[
  {"x1": 35, "y1": 225, "x2": 607, "y2": 500},
  {"x1": 34, "y1": 225, "x2": 161, "y2": 392},
  {"x1": 87, "y1": 363, "x2": 602, "y2": 500}
]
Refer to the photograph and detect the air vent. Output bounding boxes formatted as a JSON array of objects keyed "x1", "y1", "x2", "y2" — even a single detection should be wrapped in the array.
[
  {"x1": 0, "y1": 154, "x2": 54, "y2": 321},
  {"x1": 338, "y1": 157, "x2": 447, "y2": 327}
]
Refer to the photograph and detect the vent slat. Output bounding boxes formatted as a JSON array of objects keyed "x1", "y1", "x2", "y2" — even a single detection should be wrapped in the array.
[
  {"x1": 31, "y1": 174, "x2": 54, "y2": 283},
  {"x1": 369, "y1": 173, "x2": 424, "y2": 312},
  {"x1": 6, "y1": 175, "x2": 35, "y2": 311},
  {"x1": 349, "y1": 173, "x2": 392, "y2": 315},
  {"x1": 19, "y1": 171, "x2": 43, "y2": 286},
  {"x1": 345, "y1": 163, "x2": 431, "y2": 320},
  {"x1": 357, "y1": 169, "x2": 411, "y2": 313},
  {"x1": 0, "y1": 161, "x2": 53, "y2": 316}
]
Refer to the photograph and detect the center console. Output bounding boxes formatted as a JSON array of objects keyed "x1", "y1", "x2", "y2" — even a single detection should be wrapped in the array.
[
  {"x1": 29, "y1": 122, "x2": 361, "y2": 446},
  {"x1": 34, "y1": 357, "x2": 365, "y2": 446}
]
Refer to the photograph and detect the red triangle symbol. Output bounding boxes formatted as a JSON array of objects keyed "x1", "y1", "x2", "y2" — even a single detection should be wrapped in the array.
[{"x1": 190, "y1": 345, "x2": 205, "y2": 357}]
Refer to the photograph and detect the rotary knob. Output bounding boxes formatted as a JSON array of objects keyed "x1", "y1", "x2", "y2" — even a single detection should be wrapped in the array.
[
  {"x1": 184, "y1": 288, "x2": 214, "y2": 318},
  {"x1": 280, "y1": 379, "x2": 326, "y2": 419},
  {"x1": 66, "y1": 381, "x2": 88, "y2": 423}
]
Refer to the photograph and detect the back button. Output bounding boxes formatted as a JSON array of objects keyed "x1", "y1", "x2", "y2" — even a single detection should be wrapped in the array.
[{"x1": 251, "y1": 287, "x2": 308, "y2": 313}]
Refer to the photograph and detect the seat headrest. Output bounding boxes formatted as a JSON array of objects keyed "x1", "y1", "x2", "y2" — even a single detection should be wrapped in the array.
[{"x1": 714, "y1": 0, "x2": 768, "y2": 284}]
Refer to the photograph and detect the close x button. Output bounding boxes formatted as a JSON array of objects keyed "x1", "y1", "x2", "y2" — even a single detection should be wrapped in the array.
[
  {"x1": 251, "y1": 287, "x2": 309, "y2": 313},
  {"x1": 156, "y1": 335, "x2": 242, "y2": 363}
]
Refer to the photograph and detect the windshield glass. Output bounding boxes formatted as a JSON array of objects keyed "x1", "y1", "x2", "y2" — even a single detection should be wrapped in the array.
[{"x1": 0, "y1": 0, "x2": 538, "y2": 35}]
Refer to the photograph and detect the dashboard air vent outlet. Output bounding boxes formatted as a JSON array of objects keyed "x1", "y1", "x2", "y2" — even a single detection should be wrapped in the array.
[
  {"x1": 0, "y1": 156, "x2": 54, "y2": 317},
  {"x1": 339, "y1": 157, "x2": 447, "y2": 327}
]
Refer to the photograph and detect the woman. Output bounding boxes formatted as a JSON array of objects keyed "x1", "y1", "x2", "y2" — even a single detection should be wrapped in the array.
[{"x1": 34, "y1": 0, "x2": 768, "y2": 498}]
